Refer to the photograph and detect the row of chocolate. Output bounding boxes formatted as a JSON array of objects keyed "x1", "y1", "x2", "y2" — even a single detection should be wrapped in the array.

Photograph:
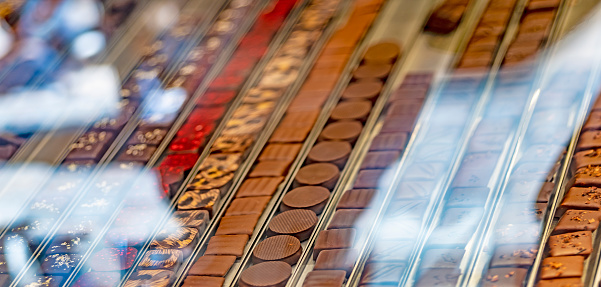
[
  {"x1": 409, "y1": 1, "x2": 563, "y2": 286},
  {"x1": 208, "y1": 10, "x2": 391, "y2": 287},
  {"x1": 233, "y1": 36, "x2": 398, "y2": 287},
  {"x1": 0, "y1": 0, "x2": 140, "y2": 93},
  {"x1": 152, "y1": 0, "x2": 299, "y2": 201},
  {"x1": 0, "y1": 3, "x2": 231, "y2": 286},
  {"x1": 119, "y1": 0, "x2": 346, "y2": 286},
  {"x1": 528, "y1": 89, "x2": 601, "y2": 285},
  {"x1": 355, "y1": 0, "x2": 526, "y2": 284},
  {"x1": 26, "y1": 1, "x2": 273, "y2": 286},
  {"x1": 350, "y1": 0, "x2": 561, "y2": 285}
]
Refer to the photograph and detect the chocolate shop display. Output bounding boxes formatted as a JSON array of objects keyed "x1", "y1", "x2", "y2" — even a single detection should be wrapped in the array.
[{"x1": 0, "y1": 0, "x2": 601, "y2": 286}]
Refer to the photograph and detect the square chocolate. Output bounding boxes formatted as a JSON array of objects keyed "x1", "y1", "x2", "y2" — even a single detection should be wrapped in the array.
[
  {"x1": 313, "y1": 229, "x2": 356, "y2": 259},
  {"x1": 236, "y1": 177, "x2": 284, "y2": 197},
  {"x1": 248, "y1": 160, "x2": 290, "y2": 177},
  {"x1": 421, "y1": 249, "x2": 465, "y2": 269},
  {"x1": 205, "y1": 235, "x2": 249, "y2": 257},
  {"x1": 360, "y1": 262, "x2": 405, "y2": 285},
  {"x1": 188, "y1": 255, "x2": 236, "y2": 276},
  {"x1": 548, "y1": 231, "x2": 592, "y2": 257},
  {"x1": 337, "y1": 189, "x2": 377, "y2": 209},
  {"x1": 554, "y1": 210, "x2": 601, "y2": 234},
  {"x1": 215, "y1": 214, "x2": 260, "y2": 235},
  {"x1": 225, "y1": 196, "x2": 271, "y2": 216},
  {"x1": 481, "y1": 267, "x2": 527, "y2": 287},
  {"x1": 540, "y1": 256, "x2": 584, "y2": 279},
  {"x1": 490, "y1": 244, "x2": 537, "y2": 267},
  {"x1": 560, "y1": 187, "x2": 601, "y2": 211}
]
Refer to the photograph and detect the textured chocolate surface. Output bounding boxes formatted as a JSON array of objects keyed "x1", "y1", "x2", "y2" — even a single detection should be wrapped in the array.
[
  {"x1": 226, "y1": 196, "x2": 271, "y2": 216},
  {"x1": 560, "y1": 186, "x2": 601, "y2": 210},
  {"x1": 308, "y1": 141, "x2": 351, "y2": 167},
  {"x1": 320, "y1": 121, "x2": 363, "y2": 142},
  {"x1": 189, "y1": 255, "x2": 236, "y2": 276},
  {"x1": 548, "y1": 231, "x2": 592, "y2": 257},
  {"x1": 90, "y1": 247, "x2": 138, "y2": 271},
  {"x1": 329, "y1": 209, "x2": 364, "y2": 230},
  {"x1": 281, "y1": 186, "x2": 330, "y2": 214},
  {"x1": 337, "y1": 189, "x2": 376, "y2": 209},
  {"x1": 259, "y1": 143, "x2": 302, "y2": 163},
  {"x1": 421, "y1": 249, "x2": 465, "y2": 269},
  {"x1": 215, "y1": 214, "x2": 261, "y2": 235},
  {"x1": 139, "y1": 249, "x2": 183, "y2": 270},
  {"x1": 177, "y1": 189, "x2": 220, "y2": 215},
  {"x1": 205, "y1": 235, "x2": 249, "y2": 257},
  {"x1": 554, "y1": 210, "x2": 601, "y2": 233},
  {"x1": 360, "y1": 262, "x2": 405, "y2": 285},
  {"x1": 269, "y1": 209, "x2": 318, "y2": 241},
  {"x1": 253, "y1": 235, "x2": 302, "y2": 265},
  {"x1": 237, "y1": 177, "x2": 284, "y2": 197},
  {"x1": 536, "y1": 278, "x2": 583, "y2": 287},
  {"x1": 481, "y1": 267, "x2": 528, "y2": 287},
  {"x1": 182, "y1": 276, "x2": 225, "y2": 287},
  {"x1": 314, "y1": 229, "x2": 356, "y2": 259},
  {"x1": 490, "y1": 244, "x2": 538, "y2": 267},
  {"x1": 314, "y1": 249, "x2": 358, "y2": 273},
  {"x1": 303, "y1": 270, "x2": 346, "y2": 287},
  {"x1": 124, "y1": 270, "x2": 174, "y2": 287},
  {"x1": 342, "y1": 81, "x2": 383, "y2": 101},
  {"x1": 295, "y1": 163, "x2": 340, "y2": 189},
  {"x1": 331, "y1": 101, "x2": 372, "y2": 121},
  {"x1": 41, "y1": 253, "x2": 82, "y2": 274},
  {"x1": 249, "y1": 161, "x2": 290, "y2": 177},
  {"x1": 239, "y1": 261, "x2": 291, "y2": 287},
  {"x1": 415, "y1": 268, "x2": 460, "y2": 287},
  {"x1": 369, "y1": 133, "x2": 407, "y2": 151}
]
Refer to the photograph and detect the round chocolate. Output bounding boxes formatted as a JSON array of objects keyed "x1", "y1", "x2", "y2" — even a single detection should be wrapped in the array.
[
  {"x1": 330, "y1": 101, "x2": 372, "y2": 122},
  {"x1": 363, "y1": 42, "x2": 401, "y2": 64},
  {"x1": 307, "y1": 141, "x2": 351, "y2": 168},
  {"x1": 281, "y1": 186, "x2": 330, "y2": 214},
  {"x1": 342, "y1": 80, "x2": 383, "y2": 101},
  {"x1": 320, "y1": 121, "x2": 363, "y2": 143},
  {"x1": 353, "y1": 64, "x2": 392, "y2": 80},
  {"x1": 295, "y1": 163, "x2": 340, "y2": 189},
  {"x1": 252, "y1": 235, "x2": 302, "y2": 265},
  {"x1": 239, "y1": 261, "x2": 292, "y2": 287},
  {"x1": 268, "y1": 209, "x2": 317, "y2": 241}
]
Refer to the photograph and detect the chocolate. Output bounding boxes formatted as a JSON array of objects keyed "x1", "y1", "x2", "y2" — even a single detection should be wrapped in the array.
[
  {"x1": 360, "y1": 151, "x2": 400, "y2": 169},
  {"x1": 216, "y1": 214, "x2": 261, "y2": 235},
  {"x1": 307, "y1": 141, "x2": 351, "y2": 168},
  {"x1": 425, "y1": 3, "x2": 466, "y2": 34},
  {"x1": 354, "y1": 169, "x2": 386, "y2": 189},
  {"x1": 527, "y1": 0, "x2": 560, "y2": 10},
  {"x1": 380, "y1": 115, "x2": 415, "y2": 133},
  {"x1": 239, "y1": 261, "x2": 292, "y2": 287},
  {"x1": 494, "y1": 223, "x2": 540, "y2": 245},
  {"x1": 337, "y1": 189, "x2": 376, "y2": 209},
  {"x1": 91, "y1": 247, "x2": 138, "y2": 271},
  {"x1": 560, "y1": 187, "x2": 601, "y2": 210},
  {"x1": 395, "y1": 181, "x2": 436, "y2": 199},
  {"x1": 249, "y1": 161, "x2": 290, "y2": 177},
  {"x1": 341, "y1": 81, "x2": 382, "y2": 101},
  {"x1": 269, "y1": 209, "x2": 318, "y2": 241},
  {"x1": 441, "y1": 207, "x2": 484, "y2": 226},
  {"x1": 548, "y1": 231, "x2": 592, "y2": 257},
  {"x1": 330, "y1": 101, "x2": 372, "y2": 121},
  {"x1": 447, "y1": 187, "x2": 489, "y2": 207},
  {"x1": 415, "y1": 268, "x2": 460, "y2": 287},
  {"x1": 481, "y1": 267, "x2": 527, "y2": 287},
  {"x1": 73, "y1": 272, "x2": 121, "y2": 287},
  {"x1": 554, "y1": 210, "x2": 601, "y2": 234},
  {"x1": 253, "y1": 235, "x2": 302, "y2": 265},
  {"x1": 295, "y1": 163, "x2": 340, "y2": 189},
  {"x1": 177, "y1": 189, "x2": 220, "y2": 215},
  {"x1": 270, "y1": 123, "x2": 313, "y2": 143},
  {"x1": 117, "y1": 144, "x2": 157, "y2": 162},
  {"x1": 226, "y1": 196, "x2": 271, "y2": 216},
  {"x1": 360, "y1": 262, "x2": 405, "y2": 285},
  {"x1": 537, "y1": 278, "x2": 583, "y2": 287},
  {"x1": 368, "y1": 240, "x2": 412, "y2": 262},
  {"x1": 313, "y1": 229, "x2": 356, "y2": 259},
  {"x1": 490, "y1": 245, "x2": 538, "y2": 267},
  {"x1": 66, "y1": 131, "x2": 114, "y2": 161},
  {"x1": 353, "y1": 64, "x2": 392, "y2": 80},
  {"x1": 128, "y1": 128, "x2": 168, "y2": 145},
  {"x1": 237, "y1": 177, "x2": 284, "y2": 197},
  {"x1": 303, "y1": 270, "x2": 346, "y2": 287},
  {"x1": 281, "y1": 186, "x2": 330, "y2": 214},
  {"x1": 211, "y1": 135, "x2": 254, "y2": 153},
  {"x1": 22, "y1": 276, "x2": 64, "y2": 287},
  {"x1": 150, "y1": 227, "x2": 199, "y2": 256},
  {"x1": 573, "y1": 165, "x2": 601, "y2": 187},
  {"x1": 363, "y1": 42, "x2": 401, "y2": 64},
  {"x1": 573, "y1": 149, "x2": 601, "y2": 171},
  {"x1": 205, "y1": 235, "x2": 249, "y2": 257},
  {"x1": 314, "y1": 249, "x2": 358, "y2": 273},
  {"x1": 540, "y1": 256, "x2": 584, "y2": 279},
  {"x1": 576, "y1": 130, "x2": 601, "y2": 151},
  {"x1": 421, "y1": 249, "x2": 464, "y2": 269},
  {"x1": 124, "y1": 270, "x2": 175, "y2": 287},
  {"x1": 259, "y1": 143, "x2": 303, "y2": 163},
  {"x1": 428, "y1": 226, "x2": 472, "y2": 247},
  {"x1": 169, "y1": 210, "x2": 209, "y2": 230},
  {"x1": 369, "y1": 133, "x2": 407, "y2": 151},
  {"x1": 189, "y1": 255, "x2": 236, "y2": 276},
  {"x1": 139, "y1": 249, "x2": 183, "y2": 270},
  {"x1": 387, "y1": 99, "x2": 424, "y2": 116},
  {"x1": 329, "y1": 209, "x2": 364, "y2": 230},
  {"x1": 182, "y1": 276, "x2": 225, "y2": 287}
]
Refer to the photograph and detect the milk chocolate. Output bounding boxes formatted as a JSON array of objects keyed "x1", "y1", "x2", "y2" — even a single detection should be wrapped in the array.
[
  {"x1": 269, "y1": 209, "x2": 317, "y2": 241},
  {"x1": 226, "y1": 196, "x2": 271, "y2": 216},
  {"x1": 307, "y1": 141, "x2": 351, "y2": 168},
  {"x1": 281, "y1": 186, "x2": 330, "y2": 214},
  {"x1": 239, "y1": 261, "x2": 291, "y2": 287},
  {"x1": 188, "y1": 255, "x2": 236, "y2": 276},
  {"x1": 252, "y1": 235, "x2": 302, "y2": 265},
  {"x1": 295, "y1": 163, "x2": 340, "y2": 189},
  {"x1": 540, "y1": 256, "x2": 584, "y2": 279},
  {"x1": 548, "y1": 231, "x2": 592, "y2": 257},
  {"x1": 215, "y1": 214, "x2": 260, "y2": 235},
  {"x1": 320, "y1": 121, "x2": 363, "y2": 143},
  {"x1": 314, "y1": 229, "x2": 356, "y2": 259},
  {"x1": 205, "y1": 235, "x2": 249, "y2": 257}
]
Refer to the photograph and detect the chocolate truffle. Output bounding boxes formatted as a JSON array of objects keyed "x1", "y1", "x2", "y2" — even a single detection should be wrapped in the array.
[
  {"x1": 252, "y1": 235, "x2": 302, "y2": 265},
  {"x1": 239, "y1": 261, "x2": 291, "y2": 287},
  {"x1": 269, "y1": 209, "x2": 318, "y2": 241},
  {"x1": 295, "y1": 163, "x2": 340, "y2": 189},
  {"x1": 307, "y1": 141, "x2": 352, "y2": 168},
  {"x1": 281, "y1": 186, "x2": 330, "y2": 214}
]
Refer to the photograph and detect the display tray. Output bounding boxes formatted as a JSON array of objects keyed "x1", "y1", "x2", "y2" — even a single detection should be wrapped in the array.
[{"x1": 0, "y1": 0, "x2": 600, "y2": 286}]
